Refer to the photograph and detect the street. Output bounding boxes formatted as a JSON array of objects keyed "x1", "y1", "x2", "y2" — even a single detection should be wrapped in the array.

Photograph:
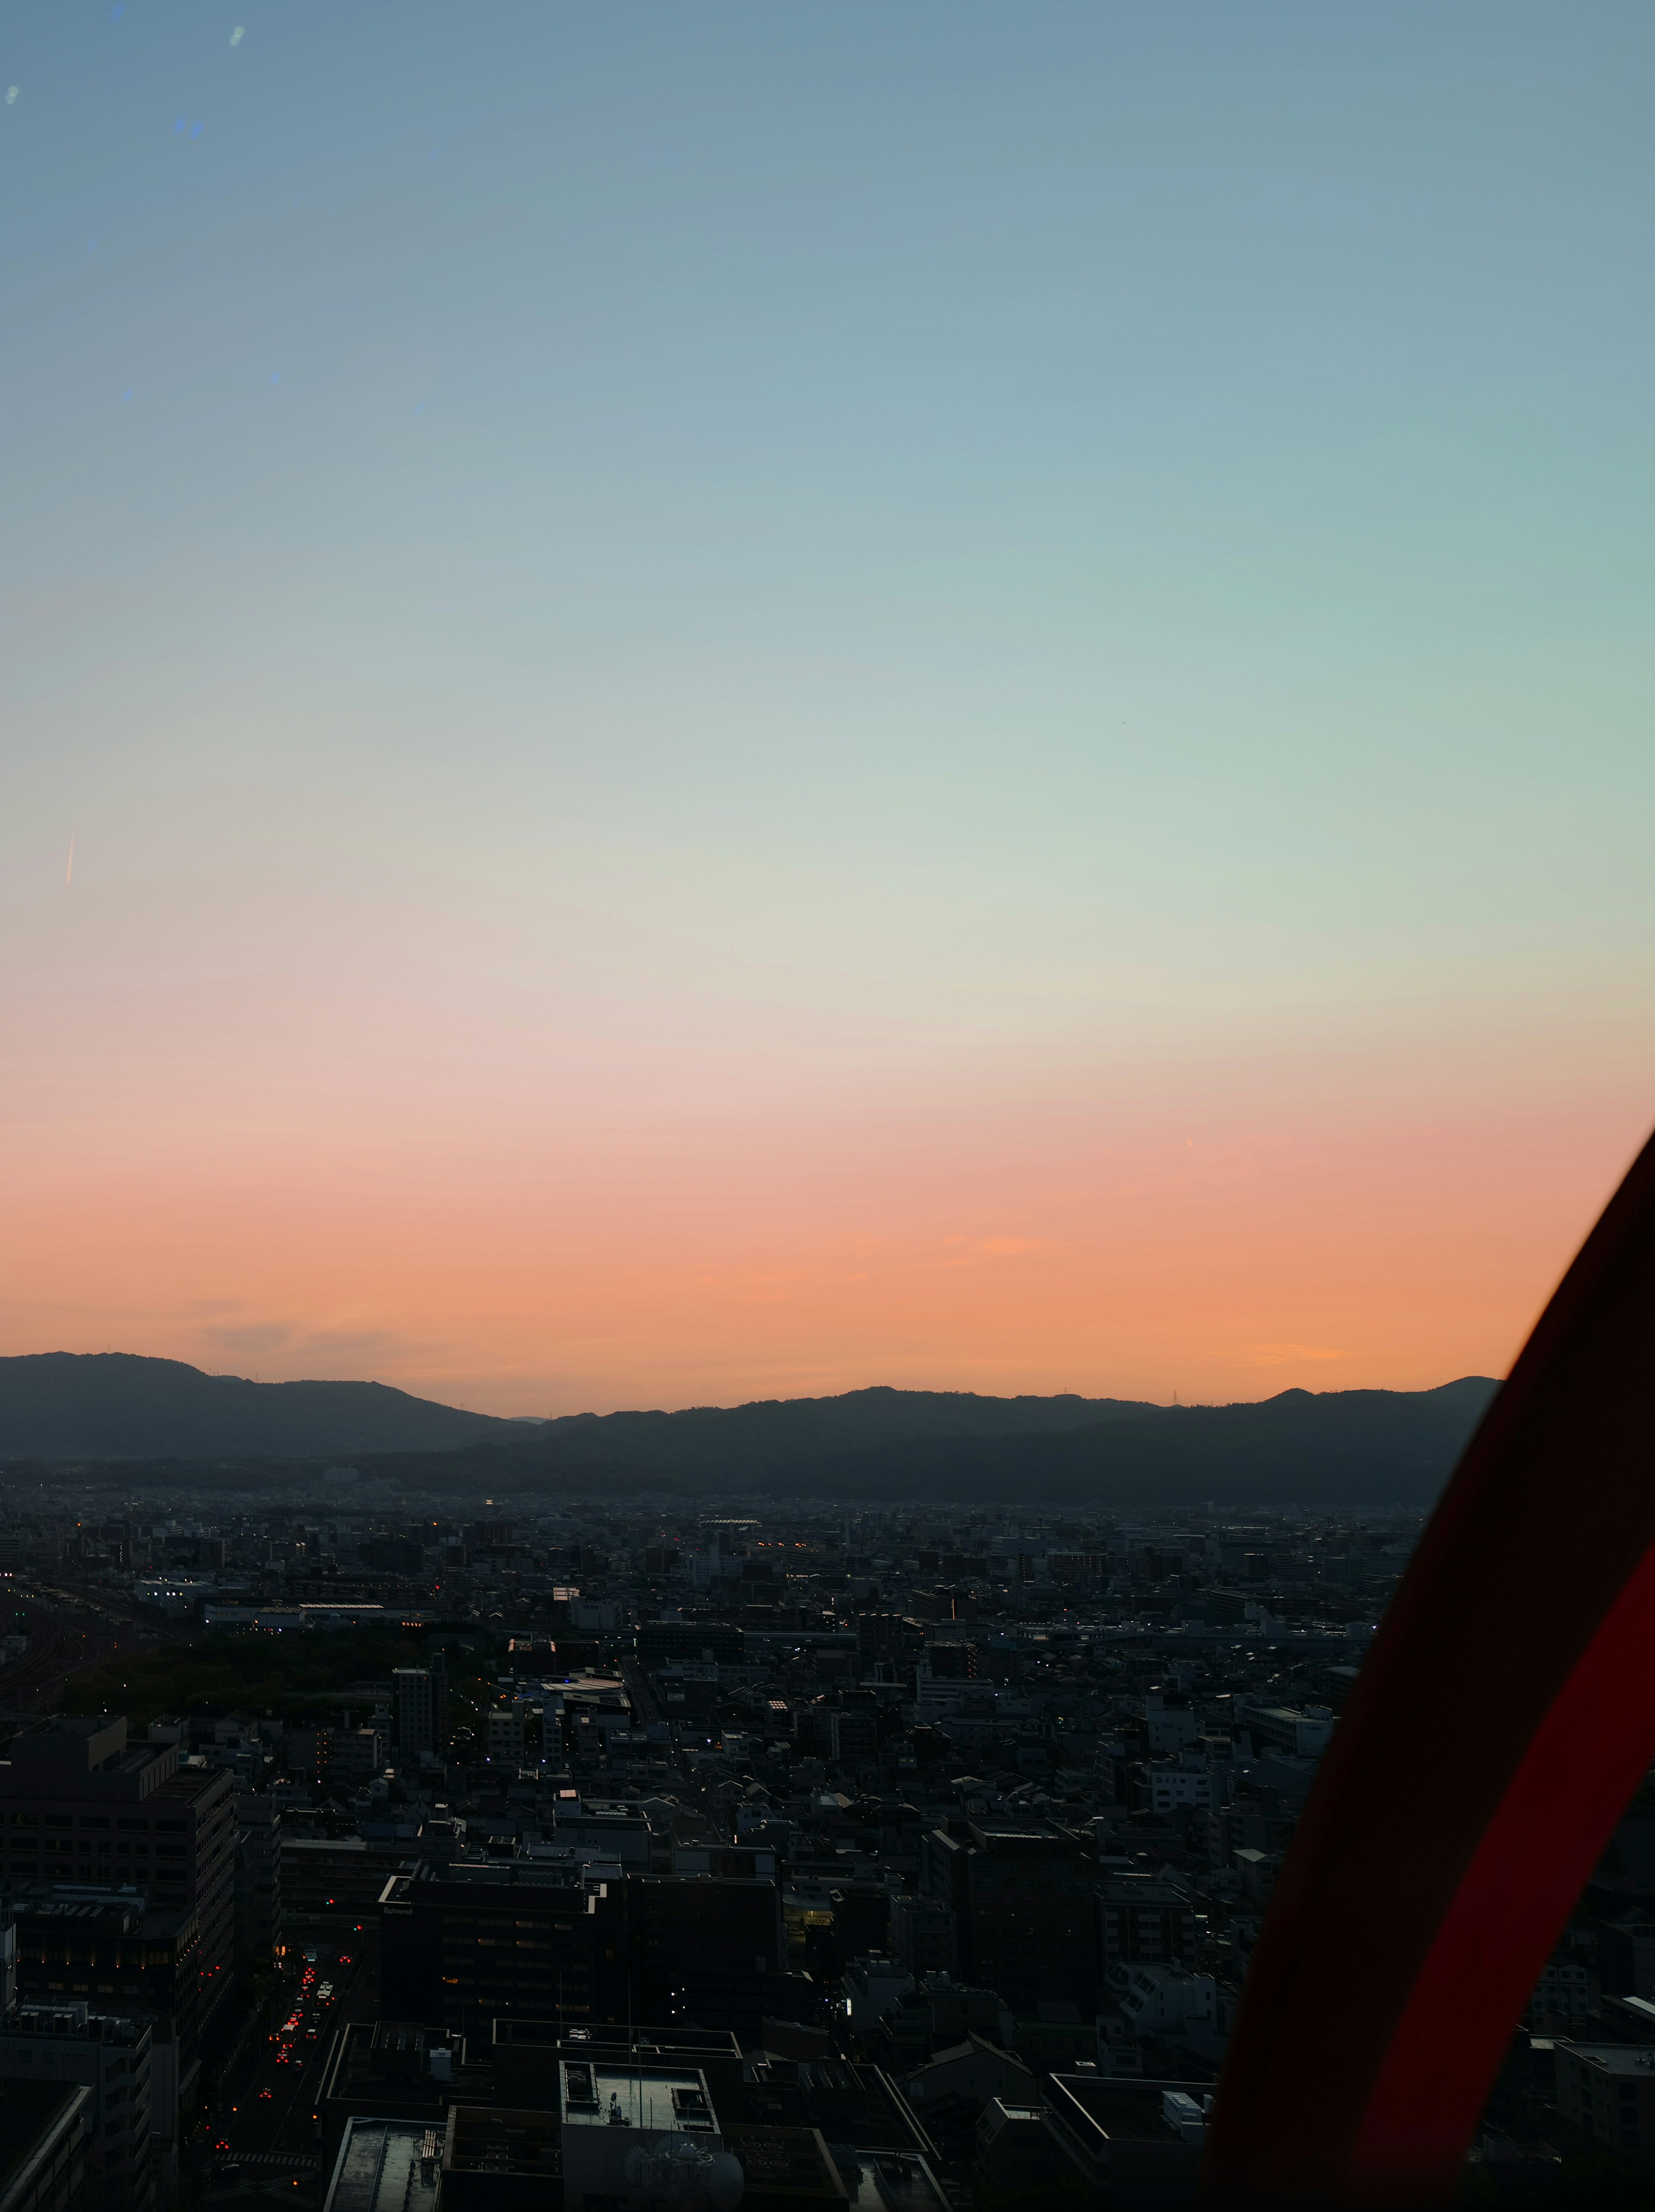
[{"x1": 196, "y1": 1927, "x2": 381, "y2": 2197}]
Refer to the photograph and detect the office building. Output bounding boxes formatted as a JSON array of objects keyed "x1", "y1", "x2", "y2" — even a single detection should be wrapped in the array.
[
  {"x1": 381, "y1": 1862, "x2": 619, "y2": 2036},
  {"x1": 920, "y1": 1824, "x2": 1097, "y2": 2012},
  {"x1": 395, "y1": 1666, "x2": 450, "y2": 1759},
  {"x1": 0, "y1": 2005, "x2": 153, "y2": 2212},
  {"x1": 0, "y1": 1720, "x2": 236, "y2": 2060},
  {"x1": 234, "y1": 1795, "x2": 281, "y2": 1976},
  {"x1": 0, "y1": 2083, "x2": 91, "y2": 2212}
]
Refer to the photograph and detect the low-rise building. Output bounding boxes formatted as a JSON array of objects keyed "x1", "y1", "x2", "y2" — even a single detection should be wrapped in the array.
[
  {"x1": 1553, "y1": 2042, "x2": 1655, "y2": 2170},
  {"x1": 1234, "y1": 1699, "x2": 1334, "y2": 1757},
  {"x1": 322, "y1": 2117, "x2": 442, "y2": 2212}
]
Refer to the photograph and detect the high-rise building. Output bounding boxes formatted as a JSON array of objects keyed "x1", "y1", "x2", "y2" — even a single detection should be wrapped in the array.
[
  {"x1": 394, "y1": 1664, "x2": 450, "y2": 1759},
  {"x1": 9, "y1": 1892, "x2": 200, "y2": 2160},
  {"x1": 234, "y1": 1795, "x2": 281, "y2": 1977},
  {"x1": 921, "y1": 1823, "x2": 1098, "y2": 2012},
  {"x1": 0, "y1": 1719, "x2": 236, "y2": 2061}
]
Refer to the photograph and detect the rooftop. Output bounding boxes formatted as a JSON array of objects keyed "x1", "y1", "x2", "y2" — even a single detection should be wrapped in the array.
[
  {"x1": 724, "y1": 2123, "x2": 848, "y2": 2203},
  {"x1": 1051, "y1": 2073, "x2": 1210, "y2": 2145},
  {"x1": 3, "y1": 2004, "x2": 148, "y2": 2046},
  {"x1": 443, "y1": 2106, "x2": 562, "y2": 2179},
  {"x1": 560, "y1": 2062, "x2": 718, "y2": 2135},
  {"x1": 829, "y1": 2149, "x2": 949, "y2": 2212},
  {"x1": 0, "y1": 2082, "x2": 90, "y2": 2197},
  {"x1": 1555, "y1": 2042, "x2": 1655, "y2": 2078},
  {"x1": 322, "y1": 2118, "x2": 442, "y2": 2212}
]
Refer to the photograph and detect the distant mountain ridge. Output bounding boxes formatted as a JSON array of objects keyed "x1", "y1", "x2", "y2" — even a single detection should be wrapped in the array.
[
  {"x1": 0, "y1": 1352, "x2": 516, "y2": 1461},
  {"x1": 0, "y1": 1354, "x2": 1502, "y2": 1503},
  {"x1": 536, "y1": 1384, "x2": 1161, "y2": 1471},
  {"x1": 466, "y1": 1376, "x2": 1498, "y2": 1505}
]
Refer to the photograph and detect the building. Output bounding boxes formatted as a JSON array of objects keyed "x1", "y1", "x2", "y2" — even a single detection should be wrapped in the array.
[
  {"x1": 1099, "y1": 1882, "x2": 1197, "y2": 1973},
  {"x1": 841, "y1": 1957, "x2": 914, "y2": 2031},
  {"x1": 489, "y1": 2021, "x2": 745, "y2": 2119},
  {"x1": 547, "y1": 1800, "x2": 669, "y2": 1875},
  {"x1": 322, "y1": 2117, "x2": 442, "y2": 2212},
  {"x1": 1233, "y1": 1848, "x2": 1283, "y2": 1909},
  {"x1": 284, "y1": 1728, "x2": 335, "y2": 1783},
  {"x1": 719, "y1": 2122, "x2": 853, "y2": 2207},
  {"x1": 441, "y1": 2106, "x2": 562, "y2": 2212},
  {"x1": 234, "y1": 1795, "x2": 281, "y2": 1975},
  {"x1": 328, "y1": 1730, "x2": 387, "y2": 1787},
  {"x1": 1136, "y1": 1696, "x2": 1203, "y2": 1755},
  {"x1": 1034, "y1": 2074, "x2": 1209, "y2": 2203},
  {"x1": 635, "y1": 1624, "x2": 743, "y2": 1669},
  {"x1": 395, "y1": 1666, "x2": 450, "y2": 1759},
  {"x1": 1598, "y1": 1916, "x2": 1655, "y2": 2002},
  {"x1": 0, "y1": 1717, "x2": 237, "y2": 2065},
  {"x1": 921, "y1": 1825, "x2": 1096, "y2": 2012},
  {"x1": 0, "y1": 2083, "x2": 91, "y2": 2212},
  {"x1": 625, "y1": 1873, "x2": 796, "y2": 2034},
  {"x1": 558, "y1": 2059, "x2": 740, "y2": 2212},
  {"x1": 1234, "y1": 1699, "x2": 1335, "y2": 1757},
  {"x1": 6, "y1": 1891, "x2": 201, "y2": 2146},
  {"x1": 283, "y1": 1835, "x2": 417, "y2": 1924},
  {"x1": 908, "y1": 2036, "x2": 1038, "y2": 2123},
  {"x1": 318, "y1": 2022, "x2": 492, "y2": 2175},
  {"x1": 1112, "y1": 1965, "x2": 1218, "y2": 2039},
  {"x1": 828, "y1": 1710, "x2": 878, "y2": 1765},
  {"x1": 0, "y1": 1718, "x2": 234, "y2": 1924},
  {"x1": 485, "y1": 1708, "x2": 525, "y2": 1764},
  {"x1": 380, "y1": 1861, "x2": 618, "y2": 2036},
  {"x1": 890, "y1": 1893, "x2": 955, "y2": 1977},
  {"x1": 974, "y1": 2099, "x2": 1081, "y2": 2202},
  {"x1": 0, "y1": 2004, "x2": 153, "y2": 2212},
  {"x1": 1527, "y1": 1948, "x2": 1598, "y2": 2027},
  {"x1": 1553, "y1": 2043, "x2": 1655, "y2": 2170}
]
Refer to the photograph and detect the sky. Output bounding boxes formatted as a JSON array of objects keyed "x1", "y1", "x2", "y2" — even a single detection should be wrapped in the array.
[{"x1": 3, "y1": 1, "x2": 1653, "y2": 1417}]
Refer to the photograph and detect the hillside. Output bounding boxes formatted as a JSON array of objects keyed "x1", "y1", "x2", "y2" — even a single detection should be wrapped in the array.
[
  {"x1": 0, "y1": 1356, "x2": 1503, "y2": 1504},
  {"x1": 309, "y1": 1376, "x2": 1499, "y2": 1506},
  {"x1": 462, "y1": 1376, "x2": 1499, "y2": 1504},
  {"x1": 740, "y1": 1378, "x2": 1501, "y2": 1505},
  {"x1": 0, "y1": 1352, "x2": 518, "y2": 1462},
  {"x1": 534, "y1": 1384, "x2": 1159, "y2": 1474}
]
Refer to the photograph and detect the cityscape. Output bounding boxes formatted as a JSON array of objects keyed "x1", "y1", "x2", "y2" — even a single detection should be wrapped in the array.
[
  {"x1": 6, "y1": 1, "x2": 1652, "y2": 2207},
  {"x1": 0, "y1": 1464, "x2": 1647, "y2": 2211}
]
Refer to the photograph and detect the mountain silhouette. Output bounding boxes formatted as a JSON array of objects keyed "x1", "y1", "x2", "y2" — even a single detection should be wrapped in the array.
[
  {"x1": 0, "y1": 1352, "x2": 515, "y2": 1462},
  {"x1": 0, "y1": 1355, "x2": 1502, "y2": 1503},
  {"x1": 484, "y1": 1376, "x2": 1500, "y2": 1504}
]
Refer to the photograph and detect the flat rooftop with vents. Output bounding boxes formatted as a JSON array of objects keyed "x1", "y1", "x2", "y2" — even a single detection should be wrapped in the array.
[{"x1": 322, "y1": 2119, "x2": 442, "y2": 2212}]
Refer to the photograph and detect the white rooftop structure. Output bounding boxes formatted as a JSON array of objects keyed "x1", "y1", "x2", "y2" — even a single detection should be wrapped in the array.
[{"x1": 559, "y1": 2062, "x2": 742, "y2": 2208}]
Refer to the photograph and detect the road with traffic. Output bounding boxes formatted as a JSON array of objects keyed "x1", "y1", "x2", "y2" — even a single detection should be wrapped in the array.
[{"x1": 194, "y1": 1930, "x2": 380, "y2": 2201}]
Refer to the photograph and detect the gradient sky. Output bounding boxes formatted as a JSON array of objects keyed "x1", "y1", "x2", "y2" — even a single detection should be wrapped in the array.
[{"x1": 4, "y1": 2, "x2": 1653, "y2": 1415}]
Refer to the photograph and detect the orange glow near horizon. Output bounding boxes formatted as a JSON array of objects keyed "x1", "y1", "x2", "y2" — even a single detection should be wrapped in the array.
[{"x1": 5, "y1": 994, "x2": 1647, "y2": 1417}]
